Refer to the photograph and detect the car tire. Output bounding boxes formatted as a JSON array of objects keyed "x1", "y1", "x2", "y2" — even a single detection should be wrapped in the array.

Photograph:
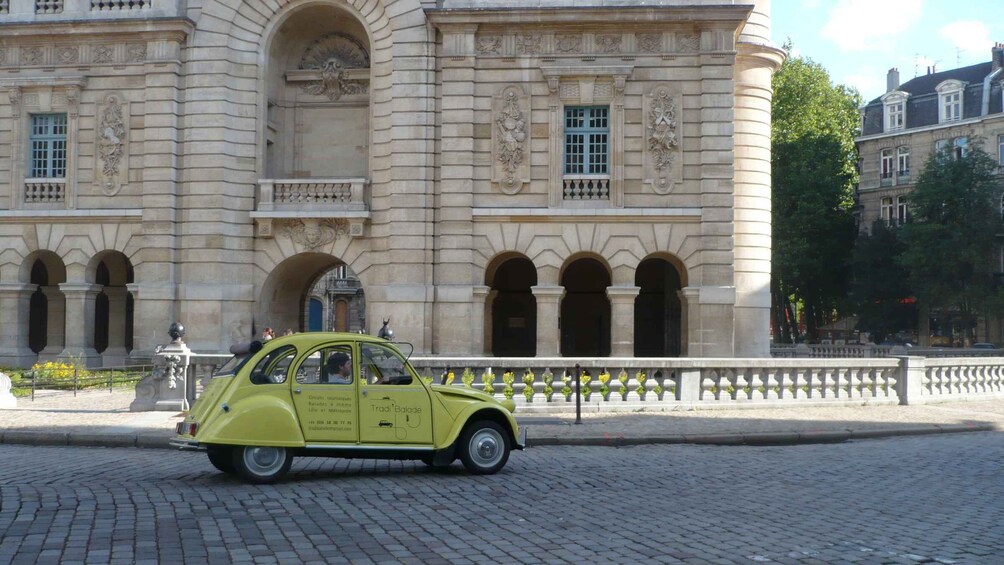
[
  {"x1": 233, "y1": 446, "x2": 293, "y2": 484},
  {"x1": 458, "y1": 421, "x2": 510, "y2": 475},
  {"x1": 206, "y1": 445, "x2": 236, "y2": 474}
]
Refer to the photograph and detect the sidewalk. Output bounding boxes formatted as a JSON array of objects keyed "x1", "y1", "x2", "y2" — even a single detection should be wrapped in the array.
[{"x1": 2, "y1": 389, "x2": 1003, "y2": 449}]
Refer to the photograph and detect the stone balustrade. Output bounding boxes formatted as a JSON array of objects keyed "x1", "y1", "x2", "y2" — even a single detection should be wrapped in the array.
[
  {"x1": 1, "y1": 0, "x2": 178, "y2": 20},
  {"x1": 24, "y1": 179, "x2": 65, "y2": 204},
  {"x1": 256, "y1": 178, "x2": 368, "y2": 212},
  {"x1": 186, "y1": 353, "x2": 1004, "y2": 412},
  {"x1": 770, "y1": 344, "x2": 1004, "y2": 359},
  {"x1": 562, "y1": 175, "x2": 610, "y2": 200}
]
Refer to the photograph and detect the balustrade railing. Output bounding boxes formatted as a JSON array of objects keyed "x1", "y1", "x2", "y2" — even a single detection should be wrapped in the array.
[
  {"x1": 91, "y1": 0, "x2": 149, "y2": 10},
  {"x1": 562, "y1": 175, "x2": 610, "y2": 200},
  {"x1": 34, "y1": 0, "x2": 61, "y2": 12},
  {"x1": 770, "y1": 344, "x2": 1004, "y2": 358},
  {"x1": 24, "y1": 179, "x2": 65, "y2": 204},
  {"x1": 257, "y1": 178, "x2": 367, "y2": 211},
  {"x1": 183, "y1": 353, "x2": 1004, "y2": 411}
]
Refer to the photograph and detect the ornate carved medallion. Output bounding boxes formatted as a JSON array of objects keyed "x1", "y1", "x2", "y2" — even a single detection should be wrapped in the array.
[
  {"x1": 646, "y1": 86, "x2": 680, "y2": 194},
  {"x1": 98, "y1": 95, "x2": 126, "y2": 195},
  {"x1": 476, "y1": 35, "x2": 502, "y2": 55},
  {"x1": 283, "y1": 219, "x2": 348, "y2": 249},
  {"x1": 637, "y1": 34, "x2": 662, "y2": 53},
  {"x1": 516, "y1": 34, "x2": 541, "y2": 55},
  {"x1": 298, "y1": 33, "x2": 370, "y2": 101},
  {"x1": 492, "y1": 86, "x2": 530, "y2": 194},
  {"x1": 555, "y1": 34, "x2": 582, "y2": 54},
  {"x1": 596, "y1": 35, "x2": 622, "y2": 54}
]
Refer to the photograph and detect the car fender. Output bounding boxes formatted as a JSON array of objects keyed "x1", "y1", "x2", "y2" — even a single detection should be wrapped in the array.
[
  {"x1": 197, "y1": 394, "x2": 304, "y2": 448},
  {"x1": 441, "y1": 403, "x2": 519, "y2": 449}
]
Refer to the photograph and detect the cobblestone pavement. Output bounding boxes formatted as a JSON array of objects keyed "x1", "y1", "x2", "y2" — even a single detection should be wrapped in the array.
[{"x1": 2, "y1": 433, "x2": 1003, "y2": 564}]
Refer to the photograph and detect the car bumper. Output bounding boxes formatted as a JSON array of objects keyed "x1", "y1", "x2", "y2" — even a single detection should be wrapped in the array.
[
  {"x1": 169, "y1": 437, "x2": 204, "y2": 451},
  {"x1": 515, "y1": 426, "x2": 527, "y2": 450}
]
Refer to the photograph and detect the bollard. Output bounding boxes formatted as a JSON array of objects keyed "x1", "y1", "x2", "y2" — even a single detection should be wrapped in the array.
[
  {"x1": 74, "y1": 367, "x2": 78, "y2": 397},
  {"x1": 31, "y1": 370, "x2": 35, "y2": 401},
  {"x1": 574, "y1": 363, "x2": 582, "y2": 425}
]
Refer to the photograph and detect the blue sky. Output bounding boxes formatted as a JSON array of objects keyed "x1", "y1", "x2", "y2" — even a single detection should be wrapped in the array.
[{"x1": 771, "y1": 0, "x2": 1003, "y2": 103}]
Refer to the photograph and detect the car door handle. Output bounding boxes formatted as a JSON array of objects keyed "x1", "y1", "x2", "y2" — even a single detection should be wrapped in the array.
[
  {"x1": 361, "y1": 390, "x2": 368, "y2": 397},
  {"x1": 379, "y1": 421, "x2": 393, "y2": 427},
  {"x1": 294, "y1": 388, "x2": 301, "y2": 394}
]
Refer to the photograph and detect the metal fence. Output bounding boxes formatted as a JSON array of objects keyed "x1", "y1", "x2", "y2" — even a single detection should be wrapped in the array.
[{"x1": 11, "y1": 365, "x2": 152, "y2": 400}]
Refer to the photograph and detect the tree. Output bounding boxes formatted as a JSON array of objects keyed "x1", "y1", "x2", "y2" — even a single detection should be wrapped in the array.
[
  {"x1": 900, "y1": 141, "x2": 1004, "y2": 342},
  {"x1": 849, "y1": 221, "x2": 917, "y2": 344},
  {"x1": 771, "y1": 48, "x2": 862, "y2": 343}
]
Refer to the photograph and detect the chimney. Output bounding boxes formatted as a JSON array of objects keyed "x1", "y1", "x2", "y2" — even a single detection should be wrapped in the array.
[
  {"x1": 886, "y1": 67, "x2": 900, "y2": 92},
  {"x1": 993, "y1": 42, "x2": 1004, "y2": 73}
]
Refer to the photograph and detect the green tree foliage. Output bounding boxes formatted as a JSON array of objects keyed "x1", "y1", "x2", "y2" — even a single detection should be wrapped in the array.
[
  {"x1": 771, "y1": 49, "x2": 862, "y2": 343},
  {"x1": 849, "y1": 222, "x2": 917, "y2": 344},
  {"x1": 900, "y1": 142, "x2": 1004, "y2": 340}
]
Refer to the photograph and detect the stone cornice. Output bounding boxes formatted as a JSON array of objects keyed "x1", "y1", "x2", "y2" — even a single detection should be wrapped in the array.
[
  {"x1": 0, "y1": 18, "x2": 194, "y2": 41},
  {"x1": 0, "y1": 209, "x2": 143, "y2": 223},
  {"x1": 427, "y1": 5, "x2": 752, "y2": 29},
  {"x1": 0, "y1": 76, "x2": 87, "y2": 89}
]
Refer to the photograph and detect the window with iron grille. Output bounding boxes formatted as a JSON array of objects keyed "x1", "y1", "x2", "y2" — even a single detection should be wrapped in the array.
[
  {"x1": 563, "y1": 106, "x2": 608, "y2": 175},
  {"x1": 29, "y1": 114, "x2": 68, "y2": 178},
  {"x1": 880, "y1": 149, "x2": 894, "y2": 179},
  {"x1": 897, "y1": 146, "x2": 910, "y2": 177}
]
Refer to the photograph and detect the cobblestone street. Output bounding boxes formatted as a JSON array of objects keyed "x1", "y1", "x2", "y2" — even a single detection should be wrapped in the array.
[{"x1": 2, "y1": 433, "x2": 1003, "y2": 564}]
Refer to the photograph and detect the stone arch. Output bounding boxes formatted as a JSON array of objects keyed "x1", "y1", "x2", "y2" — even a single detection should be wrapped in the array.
[
  {"x1": 88, "y1": 250, "x2": 135, "y2": 366},
  {"x1": 257, "y1": 252, "x2": 367, "y2": 334},
  {"x1": 559, "y1": 253, "x2": 612, "y2": 357},
  {"x1": 634, "y1": 253, "x2": 686, "y2": 357},
  {"x1": 23, "y1": 251, "x2": 67, "y2": 359},
  {"x1": 484, "y1": 252, "x2": 537, "y2": 357}
]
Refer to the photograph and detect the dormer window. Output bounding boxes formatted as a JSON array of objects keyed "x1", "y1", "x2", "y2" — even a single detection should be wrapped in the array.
[
  {"x1": 881, "y1": 90, "x2": 908, "y2": 132},
  {"x1": 936, "y1": 80, "x2": 965, "y2": 123}
]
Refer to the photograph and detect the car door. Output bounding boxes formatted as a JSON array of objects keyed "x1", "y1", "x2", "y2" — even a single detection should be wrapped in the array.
[
  {"x1": 357, "y1": 341, "x2": 433, "y2": 446},
  {"x1": 290, "y1": 342, "x2": 358, "y2": 444}
]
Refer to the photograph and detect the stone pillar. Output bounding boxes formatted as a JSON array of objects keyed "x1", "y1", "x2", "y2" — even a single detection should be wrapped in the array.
[
  {"x1": 679, "y1": 287, "x2": 700, "y2": 357},
  {"x1": 532, "y1": 286, "x2": 564, "y2": 357},
  {"x1": 58, "y1": 282, "x2": 101, "y2": 366},
  {"x1": 102, "y1": 287, "x2": 129, "y2": 367},
  {"x1": 471, "y1": 285, "x2": 491, "y2": 356},
  {"x1": 130, "y1": 327, "x2": 192, "y2": 412},
  {"x1": 733, "y1": 0, "x2": 785, "y2": 357},
  {"x1": 38, "y1": 286, "x2": 66, "y2": 362},
  {"x1": 607, "y1": 286, "x2": 641, "y2": 357},
  {"x1": 0, "y1": 283, "x2": 37, "y2": 367},
  {"x1": 896, "y1": 356, "x2": 926, "y2": 406}
]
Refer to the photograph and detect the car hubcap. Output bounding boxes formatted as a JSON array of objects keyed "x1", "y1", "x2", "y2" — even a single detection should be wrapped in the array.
[
  {"x1": 470, "y1": 428, "x2": 503, "y2": 468},
  {"x1": 244, "y1": 447, "x2": 285, "y2": 476}
]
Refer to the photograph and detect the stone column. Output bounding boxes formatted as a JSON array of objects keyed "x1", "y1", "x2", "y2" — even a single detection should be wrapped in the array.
[
  {"x1": 38, "y1": 286, "x2": 66, "y2": 362},
  {"x1": 531, "y1": 285, "x2": 564, "y2": 357},
  {"x1": 59, "y1": 283, "x2": 101, "y2": 366},
  {"x1": 471, "y1": 285, "x2": 491, "y2": 356},
  {"x1": 733, "y1": 0, "x2": 785, "y2": 357},
  {"x1": 607, "y1": 286, "x2": 641, "y2": 357},
  {"x1": 102, "y1": 287, "x2": 129, "y2": 367},
  {"x1": 0, "y1": 283, "x2": 37, "y2": 367},
  {"x1": 679, "y1": 287, "x2": 701, "y2": 357}
]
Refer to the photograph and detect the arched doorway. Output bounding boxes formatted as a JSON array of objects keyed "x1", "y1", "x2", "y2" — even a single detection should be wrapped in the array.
[
  {"x1": 25, "y1": 251, "x2": 67, "y2": 361},
  {"x1": 634, "y1": 257, "x2": 684, "y2": 357},
  {"x1": 90, "y1": 251, "x2": 135, "y2": 366},
  {"x1": 259, "y1": 255, "x2": 365, "y2": 334},
  {"x1": 561, "y1": 257, "x2": 611, "y2": 357},
  {"x1": 487, "y1": 255, "x2": 537, "y2": 356}
]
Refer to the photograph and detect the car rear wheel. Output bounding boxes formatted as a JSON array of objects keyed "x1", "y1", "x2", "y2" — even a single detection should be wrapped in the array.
[
  {"x1": 458, "y1": 421, "x2": 510, "y2": 475},
  {"x1": 233, "y1": 446, "x2": 292, "y2": 484},
  {"x1": 206, "y1": 445, "x2": 236, "y2": 474}
]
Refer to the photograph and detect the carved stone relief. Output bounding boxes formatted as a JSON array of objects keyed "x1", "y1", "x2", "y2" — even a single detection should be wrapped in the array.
[
  {"x1": 476, "y1": 35, "x2": 502, "y2": 55},
  {"x1": 94, "y1": 45, "x2": 114, "y2": 64},
  {"x1": 298, "y1": 33, "x2": 370, "y2": 101},
  {"x1": 96, "y1": 94, "x2": 129, "y2": 196},
  {"x1": 282, "y1": 218, "x2": 348, "y2": 249},
  {"x1": 555, "y1": 34, "x2": 582, "y2": 54},
  {"x1": 516, "y1": 34, "x2": 541, "y2": 55},
  {"x1": 7, "y1": 87, "x2": 21, "y2": 117},
  {"x1": 491, "y1": 85, "x2": 530, "y2": 195},
  {"x1": 65, "y1": 86, "x2": 80, "y2": 118},
  {"x1": 57, "y1": 46, "x2": 78, "y2": 64},
  {"x1": 126, "y1": 43, "x2": 146, "y2": 63},
  {"x1": 596, "y1": 34, "x2": 622, "y2": 54},
  {"x1": 644, "y1": 85, "x2": 682, "y2": 194},
  {"x1": 22, "y1": 47, "x2": 43, "y2": 66},
  {"x1": 637, "y1": 34, "x2": 662, "y2": 53},
  {"x1": 678, "y1": 32, "x2": 700, "y2": 53}
]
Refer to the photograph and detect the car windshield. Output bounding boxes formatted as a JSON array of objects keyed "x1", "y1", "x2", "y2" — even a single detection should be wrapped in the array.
[{"x1": 213, "y1": 341, "x2": 264, "y2": 377}]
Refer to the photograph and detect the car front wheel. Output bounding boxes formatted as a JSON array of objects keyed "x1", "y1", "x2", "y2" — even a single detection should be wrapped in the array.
[
  {"x1": 458, "y1": 421, "x2": 510, "y2": 475},
  {"x1": 233, "y1": 446, "x2": 292, "y2": 484}
]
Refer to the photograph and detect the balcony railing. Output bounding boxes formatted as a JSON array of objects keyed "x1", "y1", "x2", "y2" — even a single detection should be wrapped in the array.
[
  {"x1": 562, "y1": 175, "x2": 610, "y2": 200},
  {"x1": 1, "y1": 0, "x2": 180, "y2": 21},
  {"x1": 257, "y1": 178, "x2": 368, "y2": 213},
  {"x1": 24, "y1": 179, "x2": 65, "y2": 204}
]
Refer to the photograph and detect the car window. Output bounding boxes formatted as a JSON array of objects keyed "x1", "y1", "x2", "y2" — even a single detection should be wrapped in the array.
[
  {"x1": 296, "y1": 345, "x2": 354, "y2": 385},
  {"x1": 360, "y1": 342, "x2": 413, "y2": 385},
  {"x1": 248, "y1": 345, "x2": 296, "y2": 385}
]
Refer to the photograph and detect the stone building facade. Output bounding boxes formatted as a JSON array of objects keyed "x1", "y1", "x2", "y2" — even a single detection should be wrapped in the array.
[
  {"x1": 856, "y1": 44, "x2": 1004, "y2": 344},
  {"x1": 0, "y1": 0, "x2": 782, "y2": 367}
]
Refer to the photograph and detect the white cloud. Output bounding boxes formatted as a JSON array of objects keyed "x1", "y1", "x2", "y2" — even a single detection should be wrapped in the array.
[
  {"x1": 938, "y1": 21, "x2": 993, "y2": 57},
  {"x1": 820, "y1": 0, "x2": 924, "y2": 52},
  {"x1": 842, "y1": 72, "x2": 884, "y2": 101}
]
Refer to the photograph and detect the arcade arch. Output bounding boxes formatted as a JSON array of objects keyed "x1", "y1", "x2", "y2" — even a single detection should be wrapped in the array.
[
  {"x1": 560, "y1": 256, "x2": 611, "y2": 357},
  {"x1": 258, "y1": 254, "x2": 365, "y2": 335},
  {"x1": 89, "y1": 251, "x2": 135, "y2": 366},
  {"x1": 634, "y1": 256, "x2": 685, "y2": 357},
  {"x1": 485, "y1": 254, "x2": 537, "y2": 357},
  {"x1": 25, "y1": 251, "x2": 67, "y2": 360}
]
